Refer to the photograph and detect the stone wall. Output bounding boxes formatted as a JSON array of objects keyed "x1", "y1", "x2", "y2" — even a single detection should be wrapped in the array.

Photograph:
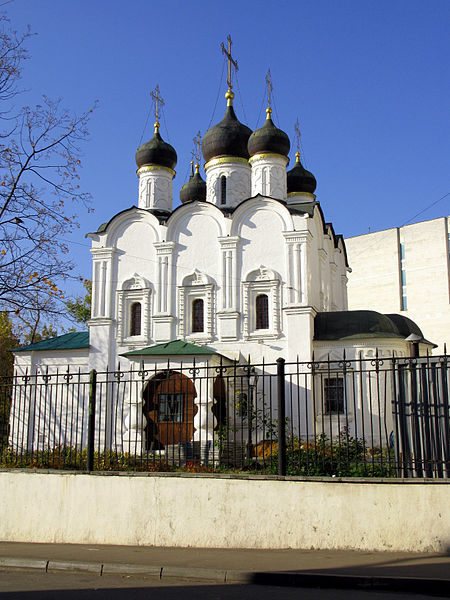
[{"x1": 1, "y1": 471, "x2": 448, "y2": 552}]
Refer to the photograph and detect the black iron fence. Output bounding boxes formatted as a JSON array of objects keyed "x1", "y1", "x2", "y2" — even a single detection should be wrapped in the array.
[{"x1": 1, "y1": 353, "x2": 449, "y2": 478}]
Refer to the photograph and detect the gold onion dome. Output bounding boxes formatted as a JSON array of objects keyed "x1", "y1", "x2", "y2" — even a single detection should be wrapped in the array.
[
  {"x1": 135, "y1": 123, "x2": 177, "y2": 170},
  {"x1": 201, "y1": 91, "x2": 252, "y2": 163},
  {"x1": 287, "y1": 152, "x2": 317, "y2": 194},
  {"x1": 247, "y1": 107, "x2": 290, "y2": 157},
  {"x1": 180, "y1": 163, "x2": 207, "y2": 204}
]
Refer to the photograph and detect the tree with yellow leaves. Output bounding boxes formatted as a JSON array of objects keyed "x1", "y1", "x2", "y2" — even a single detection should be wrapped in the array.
[{"x1": 0, "y1": 15, "x2": 95, "y2": 329}]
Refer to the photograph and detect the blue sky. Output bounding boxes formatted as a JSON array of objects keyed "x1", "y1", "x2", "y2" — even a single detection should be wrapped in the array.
[{"x1": 4, "y1": 0, "x2": 450, "y2": 303}]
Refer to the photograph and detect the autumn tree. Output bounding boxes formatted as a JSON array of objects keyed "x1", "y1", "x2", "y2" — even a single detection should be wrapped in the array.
[
  {"x1": 0, "y1": 310, "x2": 18, "y2": 378},
  {"x1": 66, "y1": 279, "x2": 91, "y2": 325},
  {"x1": 0, "y1": 16, "x2": 95, "y2": 330}
]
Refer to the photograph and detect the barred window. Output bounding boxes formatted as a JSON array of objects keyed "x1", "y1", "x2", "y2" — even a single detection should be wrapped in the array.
[
  {"x1": 255, "y1": 294, "x2": 269, "y2": 330},
  {"x1": 324, "y1": 376, "x2": 344, "y2": 414},
  {"x1": 158, "y1": 393, "x2": 183, "y2": 422},
  {"x1": 192, "y1": 298, "x2": 204, "y2": 333},
  {"x1": 220, "y1": 175, "x2": 227, "y2": 205},
  {"x1": 130, "y1": 302, "x2": 142, "y2": 336}
]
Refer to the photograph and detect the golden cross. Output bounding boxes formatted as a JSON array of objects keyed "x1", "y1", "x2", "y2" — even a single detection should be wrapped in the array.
[
  {"x1": 265, "y1": 69, "x2": 273, "y2": 108},
  {"x1": 193, "y1": 130, "x2": 202, "y2": 164},
  {"x1": 294, "y1": 118, "x2": 302, "y2": 154},
  {"x1": 151, "y1": 84, "x2": 165, "y2": 123},
  {"x1": 221, "y1": 35, "x2": 238, "y2": 90}
]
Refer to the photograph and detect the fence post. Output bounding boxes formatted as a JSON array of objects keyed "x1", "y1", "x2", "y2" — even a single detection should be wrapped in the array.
[
  {"x1": 87, "y1": 369, "x2": 97, "y2": 472},
  {"x1": 277, "y1": 358, "x2": 286, "y2": 476}
]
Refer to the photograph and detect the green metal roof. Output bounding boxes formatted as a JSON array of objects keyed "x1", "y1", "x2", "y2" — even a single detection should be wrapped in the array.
[
  {"x1": 12, "y1": 331, "x2": 89, "y2": 352},
  {"x1": 121, "y1": 339, "x2": 216, "y2": 357}
]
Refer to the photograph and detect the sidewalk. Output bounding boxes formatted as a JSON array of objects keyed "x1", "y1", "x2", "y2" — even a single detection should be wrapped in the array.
[{"x1": 0, "y1": 542, "x2": 449, "y2": 595}]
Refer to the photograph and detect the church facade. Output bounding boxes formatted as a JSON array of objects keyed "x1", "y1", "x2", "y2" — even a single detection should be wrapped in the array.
[{"x1": 11, "y1": 74, "x2": 434, "y2": 458}]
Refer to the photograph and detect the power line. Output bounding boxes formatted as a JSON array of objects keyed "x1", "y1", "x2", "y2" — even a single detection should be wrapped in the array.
[
  {"x1": 347, "y1": 190, "x2": 450, "y2": 261},
  {"x1": 57, "y1": 190, "x2": 450, "y2": 288},
  {"x1": 207, "y1": 57, "x2": 226, "y2": 130}
]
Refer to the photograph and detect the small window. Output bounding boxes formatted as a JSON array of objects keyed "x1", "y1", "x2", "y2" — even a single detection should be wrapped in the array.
[
  {"x1": 158, "y1": 393, "x2": 183, "y2": 422},
  {"x1": 255, "y1": 294, "x2": 269, "y2": 329},
  {"x1": 220, "y1": 175, "x2": 227, "y2": 205},
  {"x1": 130, "y1": 302, "x2": 142, "y2": 336},
  {"x1": 324, "y1": 377, "x2": 344, "y2": 414},
  {"x1": 401, "y1": 294, "x2": 408, "y2": 311},
  {"x1": 192, "y1": 298, "x2": 204, "y2": 333}
]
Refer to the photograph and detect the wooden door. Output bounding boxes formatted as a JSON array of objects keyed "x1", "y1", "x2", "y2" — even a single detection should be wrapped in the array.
[{"x1": 144, "y1": 372, "x2": 197, "y2": 449}]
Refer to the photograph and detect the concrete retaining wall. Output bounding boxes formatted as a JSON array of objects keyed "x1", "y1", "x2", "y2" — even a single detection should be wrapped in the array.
[{"x1": 1, "y1": 471, "x2": 449, "y2": 552}]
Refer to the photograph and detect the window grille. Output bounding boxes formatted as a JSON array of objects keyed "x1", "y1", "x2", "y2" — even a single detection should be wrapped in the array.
[
  {"x1": 158, "y1": 393, "x2": 183, "y2": 422},
  {"x1": 130, "y1": 302, "x2": 142, "y2": 336},
  {"x1": 192, "y1": 298, "x2": 204, "y2": 333},
  {"x1": 324, "y1": 376, "x2": 344, "y2": 414},
  {"x1": 255, "y1": 294, "x2": 269, "y2": 329},
  {"x1": 220, "y1": 176, "x2": 227, "y2": 205}
]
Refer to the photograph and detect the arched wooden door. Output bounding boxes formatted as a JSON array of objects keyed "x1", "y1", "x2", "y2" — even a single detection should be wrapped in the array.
[{"x1": 144, "y1": 371, "x2": 197, "y2": 450}]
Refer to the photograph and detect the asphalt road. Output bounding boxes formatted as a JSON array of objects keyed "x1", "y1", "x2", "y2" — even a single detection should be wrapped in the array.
[{"x1": 0, "y1": 569, "x2": 448, "y2": 600}]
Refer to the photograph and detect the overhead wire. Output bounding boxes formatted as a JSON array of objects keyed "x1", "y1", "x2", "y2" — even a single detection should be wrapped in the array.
[
  {"x1": 138, "y1": 104, "x2": 152, "y2": 146},
  {"x1": 346, "y1": 190, "x2": 450, "y2": 261},
  {"x1": 234, "y1": 69, "x2": 248, "y2": 125},
  {"x1": 207, "y1": 57, "x2": 226, "y2": 130},
  {"x1": 59, "y1": 188, "x2": 450, "y2": 292}
]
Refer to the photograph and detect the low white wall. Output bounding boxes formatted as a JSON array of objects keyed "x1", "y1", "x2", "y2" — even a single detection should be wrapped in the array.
[{"x1": 1, "y1": 471, "x2": 449, "y2": 552}]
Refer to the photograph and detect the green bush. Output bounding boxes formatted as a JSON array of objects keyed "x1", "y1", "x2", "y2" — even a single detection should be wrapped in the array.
[{"x1": 264, "y1": 430, "x2": 396, "y2": 477}]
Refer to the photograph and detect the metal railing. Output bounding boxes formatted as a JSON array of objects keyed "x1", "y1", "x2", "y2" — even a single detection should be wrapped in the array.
[{"x1": 1, "y1": 353, "x2": 449, "y2": 478}]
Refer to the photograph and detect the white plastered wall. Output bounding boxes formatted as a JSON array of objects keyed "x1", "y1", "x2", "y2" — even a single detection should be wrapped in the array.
[{"x1": 1, "y1": 471, "x2": 448, "y2": 552}]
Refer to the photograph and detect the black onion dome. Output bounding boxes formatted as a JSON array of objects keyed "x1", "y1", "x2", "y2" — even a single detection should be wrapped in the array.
[
  {"x1": 287, "y1": 154, "x2": 317, "y2": 194},
  {"x1": 202, "y1": 104, "x2": 252, "y2": 163},
  {"x1": 135, "y1": 130, "x2": 177, "y2": 170},
  {"x1": 248, "y1": 111, "x2": 290, "y2": 157},
  {"x1": 180, "y1": 166, "x2": 206, "y2": 204}
]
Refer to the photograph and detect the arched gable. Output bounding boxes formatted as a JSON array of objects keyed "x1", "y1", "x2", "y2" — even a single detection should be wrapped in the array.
[
  {"x1": 103, "y1": 208, "x2": 161, "y2": 247},
  {"x1": 230, "y1": 195, "x2": 294, "y2": 237},
  {"x1": 166, "y1": 202, "x2": 227, "y2": 241}
]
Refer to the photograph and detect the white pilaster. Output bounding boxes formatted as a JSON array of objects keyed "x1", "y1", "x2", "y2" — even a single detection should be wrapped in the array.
[
  {"x1": 283, "y1": 232, "x2": 312, "y2": 306},
  {"x1": 90, "y1": 247, "x2": 116, "y2": 319},
  {"x1": 153, "y1": 241, "x2": 176, "y2": 342},
  {"x1": 217, "y1": 236, "x2": 240, "y2": 340}
]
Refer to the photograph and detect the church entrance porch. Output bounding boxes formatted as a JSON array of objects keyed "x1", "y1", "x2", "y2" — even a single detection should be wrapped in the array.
[{"x1": 143, "y1": 371, "x2": 197, "y2": 451}]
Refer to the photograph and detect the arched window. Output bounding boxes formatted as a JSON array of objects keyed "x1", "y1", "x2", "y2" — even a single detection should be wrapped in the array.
[
  {"x1": 220, "y1": 175, "x2": 227, "y2": 205},
  {"x1": 130, "y1": 302, "x2": 142, "y2": 336},
  {"x1": 255, "y1": 294, "x2": 269, "y2": 330},
  {"x1": 192, "y1": 298, "x2": 204, "y2": 333}
]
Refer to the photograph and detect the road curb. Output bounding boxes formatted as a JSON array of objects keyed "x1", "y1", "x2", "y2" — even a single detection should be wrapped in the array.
[
  {"x1": 47, "y1": 560, "x2": 102, "y2": 574},
  {"x1": 0, "y1": 557, "x2": 48, "y2": 571},
  {"x1": 1, "y1": 556, "x2": 449, "y2": 595}
]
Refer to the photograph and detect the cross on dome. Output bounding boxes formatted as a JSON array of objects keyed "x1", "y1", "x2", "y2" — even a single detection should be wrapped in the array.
[
  {"x1": 221, "y1": 34, "x2": 238, "y2": 92},
  {"x1": 151, "y1": 84, "x2": 165, "y2": 133},
  {"x1": 193, "y1": 130, "x2": 202, "y2": 166},
  {"x1": 294, "y1": 118, "x2": 302, "y2": 160},
  {"x1": 265, "y1": 69, "x2": 273, "y2": 113}
]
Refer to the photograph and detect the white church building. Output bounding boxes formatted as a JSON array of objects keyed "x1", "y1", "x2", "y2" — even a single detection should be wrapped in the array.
[{"x1": 11, "y1": 70, "x2": 435, "y2": 459}]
